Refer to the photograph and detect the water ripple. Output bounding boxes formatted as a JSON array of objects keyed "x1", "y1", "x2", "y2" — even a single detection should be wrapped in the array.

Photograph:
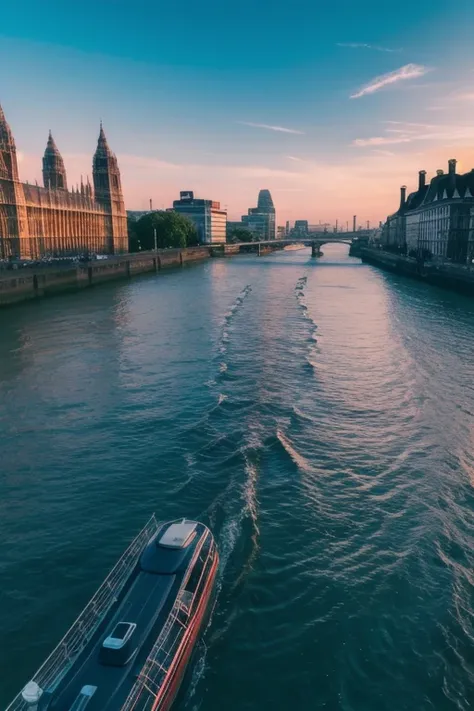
[{"x1": 0, "y1": 248, "x2": 473, "y2": 711}]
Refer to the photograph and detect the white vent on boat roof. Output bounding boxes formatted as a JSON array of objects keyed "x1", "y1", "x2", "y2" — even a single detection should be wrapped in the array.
[{"x1": 159, "y1": 521, "x2": 197, "y2": 549}]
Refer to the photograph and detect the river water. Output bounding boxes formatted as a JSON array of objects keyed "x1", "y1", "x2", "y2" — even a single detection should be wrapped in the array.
[{"x1": 1, "y1": 245, "x2": 474, "y2": 711}]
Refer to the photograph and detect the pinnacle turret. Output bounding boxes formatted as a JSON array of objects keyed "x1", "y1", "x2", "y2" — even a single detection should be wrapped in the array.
[
  {"x1": 0, "y1": 101, "x2": 19, "y2": 180},
  {"x1": 43, "y1": 130, "x2": 67, "y2": 190},
  {"x1": 0, "y1": 102, "x2": 15, "y2": 147},
  {"x1": 93, "y1": 122, "x2": 124, "y2": 208},
  {"x1": 0, "y1": 104, "x2": 14, "y2": 144},
  {"x1": 96, "y1": 121, "x2": 110, "y2": 153}
]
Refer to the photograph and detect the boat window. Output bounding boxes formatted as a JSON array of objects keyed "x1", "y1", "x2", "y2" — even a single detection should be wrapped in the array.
[
  {"x1": 102, "y1": 622, "x2": 136, "y2": 649},
  {"x1": 185, "y1": 556, "x2": 204, "y2": 594},
  {"x1": 111, "y1": 623, "x2": 132, "y2": 641}
]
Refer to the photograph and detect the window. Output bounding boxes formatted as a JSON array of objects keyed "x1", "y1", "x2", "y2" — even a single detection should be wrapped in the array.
[{"x1": 102, "y1": 621, "x2": 136, "y2": 649}]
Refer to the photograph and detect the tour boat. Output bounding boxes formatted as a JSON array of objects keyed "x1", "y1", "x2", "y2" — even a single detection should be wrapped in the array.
[{"x1": 6, "y1": 517, "x2": 219, "y2": 711}]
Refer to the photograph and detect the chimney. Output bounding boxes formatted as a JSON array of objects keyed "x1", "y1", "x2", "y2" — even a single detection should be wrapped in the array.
[
  {"x1": 436, "y1": 169, "x2": 444, "y2": 177},
  {"x1": 418, "y1": 170, "x2": 426, "y2": 191},
  {"x1": 448, "y1": 158, "x2": 457, "y2": 190},
  {"x1": 400, "y1": 185, "x2": 407, "y2": 209}
]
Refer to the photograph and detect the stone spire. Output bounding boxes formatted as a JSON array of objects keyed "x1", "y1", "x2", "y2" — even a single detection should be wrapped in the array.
[
  {"x1": 93, "y1": 122, "x2": 123, "y2": 206},
  {"x1": 0, "y1": 103, "x2": 15, "y2": 147},
  {"x1": 0, "y1": 102, "x2": 20, "y2": 180},
  {"x1": 42, "y1": 130, "x2": 68, "y2": 190}
]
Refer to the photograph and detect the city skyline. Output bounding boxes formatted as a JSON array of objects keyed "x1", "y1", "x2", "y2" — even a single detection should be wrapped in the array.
[{"x1": 1, "y1": 0, "x2": 474, "y2": 225}]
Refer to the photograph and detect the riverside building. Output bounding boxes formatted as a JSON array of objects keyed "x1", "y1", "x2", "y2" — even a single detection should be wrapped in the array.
[
  {"x1": 0, "y1": 103, "x2": 128, "y2": 260},
  {"x1": 242, "y1": 189, "x2": 276, "y2": 241},
  {"x1": 382, "y1": 159, "x2": 474, "y2": 264},
  {"x1": 171, "y1": 191, "x2": 227, "y2": 244}
]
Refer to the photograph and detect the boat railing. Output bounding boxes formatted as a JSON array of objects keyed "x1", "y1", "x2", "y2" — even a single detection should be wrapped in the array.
[
  {"x1": 121, "y1": 529, "x2": 215, "y2": 711},
  {"x1": 5, "y1": 516, "x2": 160, "y2": 711}
]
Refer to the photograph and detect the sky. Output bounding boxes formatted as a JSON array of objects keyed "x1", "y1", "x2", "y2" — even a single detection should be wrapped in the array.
[{"x1": 1, "y1": 0, "x2": 474, "y2": 226}]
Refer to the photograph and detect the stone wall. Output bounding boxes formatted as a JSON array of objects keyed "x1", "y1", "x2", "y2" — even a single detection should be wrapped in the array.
[
  {"x1": 0, "y1": 247, "x2": 212, "y2": 307},
  {"x1": 361, "y1": 247, "x2": 474, "y2": 296}
]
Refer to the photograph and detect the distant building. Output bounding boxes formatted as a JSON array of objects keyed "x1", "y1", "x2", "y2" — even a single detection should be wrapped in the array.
[
  {"x1": 171, "y1": 191, "x2": 226, "y2": 244},
  {"x1": 226, "y1": 220, "x2": 244, "y2": 235},
  {"x1": 285, "y1": 220, "x2": 290, "y2": 236},
  {"x1": 293, "y1": 220, "x2": 309, "y2": 236},
  {"x1": 383, "y1": 160, "x2": 474, "y2": 264},
  {"x1": 0, "y1": 103, "x2": 127, "y2": 259},
  {"x1": 277, "y1": 225, "x2": 286, "y2": 239},
  {"x1": 241, "y1": 212, "x2": 270, "y2": 240},
  {"x1": 242, "y1": 189, "x2": 276, "y2": 240}
]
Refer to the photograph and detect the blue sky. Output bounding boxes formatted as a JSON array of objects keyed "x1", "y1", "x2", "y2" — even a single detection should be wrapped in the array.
[{"x1": 1, "y1": 0, "x2": 474, "y2": 223}]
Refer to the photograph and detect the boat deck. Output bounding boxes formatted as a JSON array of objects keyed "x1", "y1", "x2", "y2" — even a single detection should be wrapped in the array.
[{"x1": 46, "y1": 571, "x2": 176, "y2": 711}]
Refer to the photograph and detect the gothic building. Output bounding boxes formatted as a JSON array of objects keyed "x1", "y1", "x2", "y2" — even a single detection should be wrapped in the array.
[{"x1": 0, "y1": 103, "x2": 128, "y2": 260}]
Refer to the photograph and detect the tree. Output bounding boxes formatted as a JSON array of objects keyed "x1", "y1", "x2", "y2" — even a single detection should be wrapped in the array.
[
  {"x1": 227, "y1": 227, "x2": 255, "y2": 244},
  {"x1": 132, "y1": 211, "x2": 198, "y2": 252},
  {"x1": 127, "y1": 215, "x2": 139, "y2": 252}
]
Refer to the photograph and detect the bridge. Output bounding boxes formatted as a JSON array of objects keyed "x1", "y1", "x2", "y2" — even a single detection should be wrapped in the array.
[{"x1": 226, "y1": 232, "x2": 370, "y2": 257}]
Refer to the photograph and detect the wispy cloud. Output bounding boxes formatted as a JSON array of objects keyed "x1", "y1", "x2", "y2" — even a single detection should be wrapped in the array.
[
  {"x1": 350, "y1": 64, "x2": 430, "y2": 99},
  {"x1": 353, "y1": 122, "x2": 474, "y2": 148},
  {"x1": 384, "y1": 120, "x2": 439, "y2": 129},
  {"x1": 337, "y1": 42, "x2": 401, "y2": 53},
  {"x1": 353, "y1": 136, "x2": 413, "y2": 147},
  {"x1": 237, "y1": 121, "x2": 304, "y2": 135},
  {"x1": 372, "y1": 149, "x2": 396, "y2": 156},
  {"x1": 287, "y1": 155, "x2": 306, "y2": 162}
]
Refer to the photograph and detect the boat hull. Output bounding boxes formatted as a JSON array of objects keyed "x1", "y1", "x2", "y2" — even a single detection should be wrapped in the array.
[{"x1": 154, "y1": 552, "x2": 219, "y2": 711}]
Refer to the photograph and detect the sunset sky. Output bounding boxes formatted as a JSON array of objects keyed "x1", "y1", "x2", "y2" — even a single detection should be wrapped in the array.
[{"x1": 1, "y1": 0, "x2": 474, "y2": 226}]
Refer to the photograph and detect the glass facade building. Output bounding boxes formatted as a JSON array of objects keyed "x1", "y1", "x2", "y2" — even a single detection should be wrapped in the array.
[
  {"x1": 171, "y1": 191, "x2": 227, "y2": 244},
  {"x1": 242, "y1": 189, "x2": 276, "y2": 241}
]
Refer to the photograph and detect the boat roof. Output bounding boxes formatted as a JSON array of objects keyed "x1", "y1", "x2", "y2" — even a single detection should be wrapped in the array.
[{"x1": 159, "y1": 521, "x2": 197, "y2": 549}]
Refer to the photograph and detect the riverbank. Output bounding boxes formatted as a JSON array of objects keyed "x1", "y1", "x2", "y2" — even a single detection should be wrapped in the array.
[
  {"x1": 0, "y1": 247, "x2": 212, "y2": 307},
  {"x1": 361, "y1": 247, "x2": 474, "y2": 296}
]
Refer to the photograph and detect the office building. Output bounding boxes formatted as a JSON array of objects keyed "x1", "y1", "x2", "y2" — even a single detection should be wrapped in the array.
[
  {"x1": 294, "y1": 220, "x2": 309, "y2": 235},
  {"x1": 242, "y1": 189, "x2": 276, "y2": 240},
  {"x1": 171, "y1": 191, "x2": 226, "y2": 244}
]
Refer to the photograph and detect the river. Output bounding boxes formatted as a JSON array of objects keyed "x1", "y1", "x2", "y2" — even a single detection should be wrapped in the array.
[{"x1": 1, "y1": 244, "x2": 474, "y2": 711}]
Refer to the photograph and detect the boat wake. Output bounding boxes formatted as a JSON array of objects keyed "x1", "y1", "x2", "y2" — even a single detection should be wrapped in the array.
[
  {"x1": 215, "y1": 285, "x2": 252, "y2": 359},
  {"x1": 294, "y1": 276, "x2": 319, "y2": 368},
  {"x1": 276, "y1": 428, "x2": 313, "y2": 475}
]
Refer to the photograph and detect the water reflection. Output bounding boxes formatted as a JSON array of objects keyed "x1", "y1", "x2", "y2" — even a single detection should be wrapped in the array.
[{"x1": 1, "y1": 247, "x2": 474, "y2": 711}]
